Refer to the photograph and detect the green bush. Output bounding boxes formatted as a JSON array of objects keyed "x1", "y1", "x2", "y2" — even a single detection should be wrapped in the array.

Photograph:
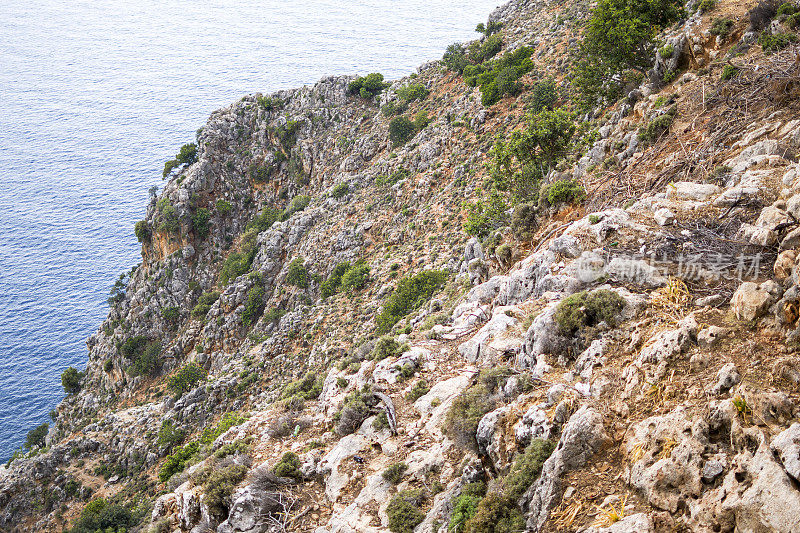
[
  {"x1": 659, "y1": 43, "x2": 675, "y2": 58},
  {"x1": 216, "y1": 199, "x2": 232, "y2": 215},
  {"x1": 241, "y1": 282, "x2": 265, "y2": 327},
  {"x1": 572, "y1": 0, "x2": 683, "y2": 107},
  {"x1": 273, "y1": 451, "x2": 303, "y2": 480},
  {"x1": 382, "y1": 462, "x2": 408, "y2": 484},
  {"x1": 386, "y1": 489, "x2": 425, "y2": 533},
  {"x1": 413, "y1": 110, "x2": 432, "y2": 130},
  {"x1": 331, "y1": 182, "x2": 350, "y2": 199},
  {"x1": 220, "y1": 250, "x2": 254, "y2": 285},
  {"x1": 396, "y1": 83, "x2": 429, "y2": 103},
  {"x1": 406, "y1": 380, "x2": 430, "y2": 402},
  {"x1": 372, "y1": 336, "x2": 406, "y2": 361},
  {"x1": 348, "y1": 73, "x2": 389, "y2": 99},
  {"x1": 157, "y1": 420, "x2": 185, "y2": 449},
  {"x1": 192, "y1": 207, "x2": 211, "y2": 239},
  {"x1": 511, "y1": 202, "x2": 539, "y2": 239},
  {"x1": 61, "y1": 367, "x2": 84, "y2": 394},
  {"x1": 161, "y1": 306, "x2": 180, "y2": 322},
  {"x1": 281, "y1": 371, "x2": 323, "y2": 401},
  {"x1": 710, "y1": 17, "x2": 735, "y2": 38},
  {"x1": 697, "y1": 0, "x2": 716, "y2": 12},
  {"x1": 464, "y1": 46, "x2": 534, "y2": 106},
  {"x1": 282, "y1": 194, "x2": 311, "y2": 220},
  {"x1": 449, "y1": 482, "x2": 486, "y2": 532},
  {"x1": 443, "y1": 43, "x2": 469, "y2": 73},
  {"x1": 321, "y1": 261, "x2": 351, "y2": 298},
  {"x1": 286, "y1": 257, "x2": 309, "y2": 288},
  {"x1": 156, "y1": 198, "x2": 180, "y2": 234},
  {"x1": 25, "y1": 423, "x2": 48, "y2": 449},
  {"x1": 195, "y1": 463, "x2": 248, "y2": 516},
  {"x1": 444, "y1": 384, "x2": 495, "y2": 450},
  {"x1": 540, "y1": 179, "x2": 586, "y2": 208},
  {"x1": 381, "y1": 101, "x2": 407, "y2": 117},
  {"x1": 389, "y1": 116, "x2": 417, "y2": 147},
  {"x1": 159, "y1": 441, "x2": 199, "y2": 482},
  {"x1": 463, "y1": 493, "x2": 525, "y2": 533},
  {"x1": 247, "y1": 206, "x2": 281, "y2": 233},
  {"x1": 163, "y1": 143, "x2": 198, "y2": 177},
  {"x1": 638, "y1": 106, "x2": 677, "y2": 143},
  {"x1": 200, "y1": 413, "x2": 248, "y2": 444},
  {"x1": 504, "y1": 439, "x2": 555, "y2": 499},
  {"x1": 554, "y1": 289, "x2": 626, "y2": 335},
  {"x1": 468, "y1": 34, "x2": 503, "y2": 62},
  {"x1": 257, "y1": 95, "x2": 284, "y2": 111},
  {"x1": 69, "y1": 498, "x2": 133, "y2": 533},
  {"x1": 527, "y1": 78, "x2": 558, "y2": 114},
  {"x1": 134, "y1": 220, "x2": 151, "y2": 243},
  {"x1": 463, "y1": 191, "x2": 509, "y2": 237},
  {"x1": 335, "y1": 390, "x2": 372, "y2": 435},
  {"x1": 167, "y1": 363, "x2": 207, "y2": 396},
  {"x1": 340, "y1": 262, "x2": 370, "y2": 291},
  {"x1": 721, "y1": 64, "x2": 740, "y2": 80},
  {"x1": 778, "y1": 2, "x2": 799, "y2": 16},
  {"x1": 759, "y1": 30, "x2": 798, "y2": 53},
  {"x1": 121, "y1": 336, "x2": 162, "y2": 377},
  {"x1": 192, "y1": 291, "x2": 220, "y2": 319},
  {"x1": 376, "y1": 270, "x2": 448, "y2": 333}
]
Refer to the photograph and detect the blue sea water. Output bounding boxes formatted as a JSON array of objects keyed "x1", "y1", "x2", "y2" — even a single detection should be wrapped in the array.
[{"x1": 0, "y1": 0, "x2": 499, "y2": 460}]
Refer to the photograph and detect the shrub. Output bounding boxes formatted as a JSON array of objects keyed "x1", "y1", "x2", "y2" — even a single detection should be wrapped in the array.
[
  {"x1": 638, "y1": 106, "x2": 677, "y2": 143},
  {"x1": 504, "y1": 439, "x2": 555, "y2": 499},
  {"x1": 464, "y1": 46, "x2": 534, "y2": 106},
  {"x1": 511, "y1": 202, "x2": 539, "y2": 239},
  {"x1": 413, "y1": 110, "x2": 432, "y2": 130},
  {"x1": 444, "y1": 384, "x2": 495, "y2": 450},
  {"x1": 69, "y1": 499, "x2": 133, "y2": 533},
  {"x1": 463, "y1": 493, "x2": 525, "y2": 533},
  {"x1": 372, "y1": 336, "x2": 406, "y2": 361},
  {"x1": 554, "y1": 289, "x2": 626, "y2": 335},
  {"x1": 527, "y1": 78, "x2": 558, "y2": 114},
  {"x1": 449, "y1": 482, "x2": 486, "y2": 532},
  {"x1": 134, "y1": 220, "x2": 151, "y2": 243},
  {"x1": 386, "y1": 489, "x2": 425, "y2": 533},
  {"x1": 697, "y1": 0, "x2": 716, "y2": 12},
  {"x1": 759, "y1": 30, "x2": 798, "y2": 53},
  {"x1": 464, "y1": 191, "x2": 509, "y2": 237},
  {"x1": 163, "y1": 143, "x2": 198, "y2": 178},
  {"x1": 348, "y1": 73, "x2": 389, "y2": 99},
  {"x1": 273, "y1": 452, "x2": 303, "y2": 480},
  {"x1": 572, "y1": 0, "x2": 683, "y2": 107},
  {"x1": 156, "y1": 198, "x2": 180, "y2": 233},
  {"x1": 340, "y1": 261, "x2": 370, "y2": 291},
  {"x1": 247, "y1": 206, "x2": 281, "y2": 233},
  {"x1": 406, "y1": 380, "x2": 430, "y2": 402},
  {"x1": 382, "y1": 462, "x2": 408, "y2": 484},
  {"x1": 778, "y1": 2, "x2": 799, "y2": 16},
  {"x1": 167, "y1": 363, "x2": 207, "y2": 396},
  {"x1": 220, "y1": 248, "x2": 255, "y2": 285},
  {"x1": 161, "y1": 306, "x2": 180, "y2": 322},
  {"x1": 192, "y1": 291, "x2": 220, "y2": 319},
  {"x1": 281, "y1": 371, "x2": 323, "y2": 401},
  {"x1": 241, "y1": 282, "x2": 265, "y2": 327},
  {"x1": 282, "y1": 194, "x2": 311, "y2": 220},
  {"x1": 376, "y1": 270, "x2": 448, "y2": 333},
  {"x1": 443, "y1": 43, "x2": 469, "y2": 73},
  {"x1": 157, "y1": 420, "x2": 185, "y2": 449},
  {"x1": 710, "y1": 17, "x2": 735, "y2": 38},
  {"x1": 286, "y1": 257, "x2": 309, "y2": 288},
  {"x1": 121, "y1": 336, "x2": 162, "y2": 377},
  {"x1": 192, "y1": 207, "x2": 211, "y2": 239},
  {"x1": 195, "y1": 463, "x2": 249, "y2": 516},
  {"x1": 659, "y1": 43, "x2": 675, "y2": 58},
  {"x1": 257, "y1": 95, "x2": 284, "y2": 111},
  {"x1": 335, "y1": 391, "x2": 372, "y2": 435},
  {"x1": 321, "y1": 261, "x2": 351, "y2": 298},
  {"x1": 159, "y1": 441, "x2": 199, "y2": 482},
  {"x1": 396, "y1": 83, "x2": 429, "y2": 103},
  {"x1": 331, "y1": 182, "x2": 350, "y2": 198},
  {"x1": 749, "y1": 0, "x2": 781, "y2": 30},
  {"x1": 469, "y1": 34, "x2": 503, "y2": 62},
  {"x1": 389, "y1": 116, "x2": 417, "y2": 147},
  {"x1": 721, "y1": 64, "x2": 740, "y2": 80},
  {"x1": 540, "y1": 179, "x2": 586, "y2": 208},
  {"x1": 61, "y1": 367, "x2": 83, "y2": 394},
  {"x1": 216, "y1": 199, "x2": 232, "y2": 215},
  {"x1": 200, "y1": 413, "x2": 248, "y2": 444},
  {"x1": 25, "y1": 423, "x2": 48, "y2": 449}
]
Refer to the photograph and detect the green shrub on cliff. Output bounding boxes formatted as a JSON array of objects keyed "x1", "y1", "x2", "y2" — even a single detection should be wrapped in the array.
[
  {"x1": 442, "y1": 42, "x2": 469, "y2": 73},
  {"x1": 121, "y1": 336, "x2": 161, "y2": 377},
  {"x1": 348, "y1": 73, "x2": 389, "y2": 99},
  {"x1": 396, "y1": 83, "x2": 429, "y2": 103},
  {"x1": 160, "y1": 441, "x2": 200, "y2": 482},
  {"x1": 273, "y1": 451, "x2": 303, "y2": 480},
  {"x1": 162, "y1": 142, "x2": 198, "y2": 178},
  {"x1": 241, "y1": 280, "x2": 266, "y2": 326},
  {"x1": 286, "y1": 257, "x2": 309, "y2": 288},
  {"x1": 191, "y1": 207, "x2": 210, "y2": 239},
  {"x1": 386, "y1": 489, "x2": 425, "y2": 533},
  {"x1": 191, "y1": 291, "x2": 220, "y2": 319},
  {"x1": 24, "y1": 423, "x2": 48, "y2": 450},
  {"x1": 463, "y1": 46, "x2": 533, "y2": 106},
  {"x1": 61, "y1": 366, "x2": 84, "y2": 394},
  {"x1": 376, "y1": 270, "x2": 448, "y2": 333},
  {"x1": 167, "y1": 363, "x2": 207, "y2": 396},
  {"x1": 389, "y1": 116, "x2": 417, "y2": 147},
  {"x1": 134, "y1": 220, "x2": 151, "y2": 243},
  {"x1": 554, "y1": 289, "x2": 625, "y2": 334},
  {"x1": 69, "y1": 498, "x2": 134, "y2": 533}
]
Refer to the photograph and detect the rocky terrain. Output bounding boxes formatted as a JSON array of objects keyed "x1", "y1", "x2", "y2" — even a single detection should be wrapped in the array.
[{"x1": 2, "y1": 0, "x2": 800, "y2": 531}]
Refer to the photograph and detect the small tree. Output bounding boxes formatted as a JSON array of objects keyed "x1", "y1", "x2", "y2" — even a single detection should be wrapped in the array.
[
  {"x1": 61, "y1": 366, "x2": 83, "y2": 394},
  {"x1": 25, "y1": 423, "x2": 48, "y2": 449},
  {"x1": 389, "y1": 117, "x2": 417, "y2": 147}
]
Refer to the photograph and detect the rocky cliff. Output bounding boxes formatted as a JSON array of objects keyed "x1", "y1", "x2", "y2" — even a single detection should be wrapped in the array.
[{"x1": 3, "y1": 0, "x2": 800, "y2": 531}]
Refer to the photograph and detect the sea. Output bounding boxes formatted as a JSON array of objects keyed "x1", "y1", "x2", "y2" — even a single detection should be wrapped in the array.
[{"x1": 0, "y1": 0, "x2": 500, "y2": 460}]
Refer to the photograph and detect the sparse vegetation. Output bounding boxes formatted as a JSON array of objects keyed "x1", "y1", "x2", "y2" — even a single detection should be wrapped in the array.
[
  {"x1": 167, "y1": 363, "x2": 207, "y2": 396},
  {"x1": 376, "y1": 270, "x2": 448, "y2": 333},
  {"x1": 382, "y1": 462, "x2": 408, "y2": 484},
  {"x1": 554, "y1": 289, "x2": 626, "y2": 335}
]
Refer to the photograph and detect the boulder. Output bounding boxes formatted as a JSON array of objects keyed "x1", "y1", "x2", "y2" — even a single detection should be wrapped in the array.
[{"x1": 730, "y1": 281, "x2": 782, "y2": 321}]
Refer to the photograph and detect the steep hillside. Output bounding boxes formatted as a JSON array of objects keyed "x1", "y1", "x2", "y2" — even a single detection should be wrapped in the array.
[{"x1": 3, "y1": 0, "x2": 800, "y2": 531}]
